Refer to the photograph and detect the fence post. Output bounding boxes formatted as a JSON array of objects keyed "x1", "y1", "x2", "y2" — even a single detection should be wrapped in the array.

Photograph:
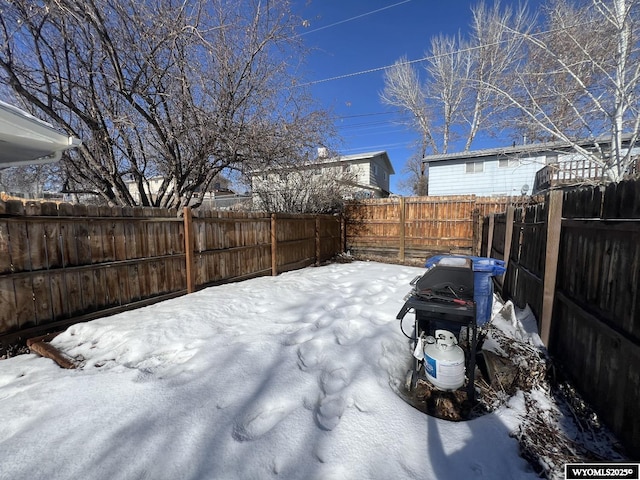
[
  {"x1": 183, "y1": 206, "x2": 196, "y2": 294},
  {"x1": 499, "y1": 206, "x2": 516, "y2": 288},
  {"x1": 485, "y1": 214, "x2": 495, "y2": 257},
  {"x1": 540, "y1": 189, "x2": 563, "y2": 346},
  {"x1": 340, "y1": 214, "x2": 346, "y2": 253},
  {"x1": 271, "y1": 213, "x2": 278, "y2": 276},
  {"x1": 399, "y1": 196, "x2": 406, "y2": 263},
  {"x1": 315, "y1": 216, "x2": 321, "y2": 266},
  {"x1": 472, "y1": 209, "x2": 482, "y2": 256}
]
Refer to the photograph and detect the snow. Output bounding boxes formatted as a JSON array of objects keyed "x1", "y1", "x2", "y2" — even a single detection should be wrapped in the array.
[{"x1": 0, "y1": 261, "x2": 542, "y2": 479}]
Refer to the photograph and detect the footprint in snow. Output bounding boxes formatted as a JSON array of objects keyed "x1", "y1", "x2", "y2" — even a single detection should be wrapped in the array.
[
  {"x1": 296, "y1": 339, "x2": 328, "y2": 371},
  {"x1": 282, "y1": 327, "x2": 315, "y2": 346},
  {"x1": 315, "y1": 395, "x2": 347, "y2": 431},
  {"x1": 319, "y1": 367, "x2": 350, "y2": 396},
  {"x1": 333, "y1": 319, "x2": 367, "y2": 345},
  {"x1": 360, "y1": 310, "x2": 391, "y2": 326},
  {"x1": 313, "y1": 314, "x2": 335, "y2": 330},
  {"x1": 314, "y1": 367, "x2": 350, "y2": 431},
  {"x1": 232, "y1": 402, "x2": 295, "y2": 442}
]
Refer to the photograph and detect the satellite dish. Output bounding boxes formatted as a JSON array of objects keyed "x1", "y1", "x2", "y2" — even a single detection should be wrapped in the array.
[{"x1": 521, "y1": 184, "x2": 530, "y2": 195}]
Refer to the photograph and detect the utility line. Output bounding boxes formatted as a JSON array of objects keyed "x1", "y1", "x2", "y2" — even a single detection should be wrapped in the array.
[
  {"x1": 336, "y1": 110, "x2": 400, "y2": 120},
  {"x1": 297, "y1": 0, "x2": 412, "y2": 37},
  {"x1": 297, "y1": 18, "x2": 617, "y2": 87}
]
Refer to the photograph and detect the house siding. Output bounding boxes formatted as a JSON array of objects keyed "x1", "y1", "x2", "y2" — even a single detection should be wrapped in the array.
[
  {"x1": 428, "y1": 155, "x2": 543, "y2": 196},
  {"x1": 251, "y1": 152, "x2": 394, "y2": 203}
]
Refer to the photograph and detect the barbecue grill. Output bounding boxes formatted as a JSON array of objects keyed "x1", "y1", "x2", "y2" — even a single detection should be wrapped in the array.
[{"x1": 397, "y1": 256, "x2": 478, "y2": 401}]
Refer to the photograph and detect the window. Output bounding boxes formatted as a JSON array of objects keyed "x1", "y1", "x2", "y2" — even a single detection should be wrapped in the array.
[
  {"x1": 372, "y1": 164, "x2": 378, "y2": 175},
  {"x1": 546, "y1": 154, "x2": 558, "y2": 165},
  {"x1": 465, "y1": 161, "x2": 484, "y2": 173},
  {"x1": 498, "y1": 157, "x2": 518, "y2": 168}
]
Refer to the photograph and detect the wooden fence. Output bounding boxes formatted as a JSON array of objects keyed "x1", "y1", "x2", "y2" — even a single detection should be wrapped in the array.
[
  {"x1": 0, "y1": 200, "x2": 343, "y2": 350},
  {"x1": 344, "y1": 195, "x2": 517, "y2": 262},
  {"x1": 483, "y1": 179, "x2": 640, "y2": 459}
]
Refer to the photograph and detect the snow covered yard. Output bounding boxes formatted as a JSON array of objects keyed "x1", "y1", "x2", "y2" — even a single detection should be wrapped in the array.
[{"x1": 0, "y1": 261, "x2": 615, "y2": 479}]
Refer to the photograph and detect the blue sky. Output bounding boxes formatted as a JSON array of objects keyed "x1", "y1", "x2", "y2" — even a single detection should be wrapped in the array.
[{"x1": 292, "y1": 0, "x2": 542, "y2": 193}]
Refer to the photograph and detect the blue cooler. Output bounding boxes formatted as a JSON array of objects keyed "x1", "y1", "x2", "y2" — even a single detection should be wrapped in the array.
[{"x1": 425, "y1": 255, "x2": 506, "y2": 325}]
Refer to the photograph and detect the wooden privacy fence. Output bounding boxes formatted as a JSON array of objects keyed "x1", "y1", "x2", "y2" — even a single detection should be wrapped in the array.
[
  {"x1": 483, "y1": 179, "x2": 640, "y2": 459},
  {"x1": 0, "y1": 200, "x2": 343, "y2": 350},
  {"x1": 344, "y1": 195, "x2": 516, "y2": 262}
]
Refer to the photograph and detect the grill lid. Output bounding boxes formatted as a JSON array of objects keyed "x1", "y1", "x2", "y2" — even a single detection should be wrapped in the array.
[{"x1": 413, "y1": 256, "x2": 474, "y2": 300}]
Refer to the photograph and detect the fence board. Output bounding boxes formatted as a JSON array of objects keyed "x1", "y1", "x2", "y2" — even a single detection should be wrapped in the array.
[
  {"x1": 14, "y1": 277, "x2": 35, "y2": 329},
  {"x1": 74, "y1": 222, "x2": 91, "y2": 265},
  {"x1": 48, "y1": 271, "x2": 66, "y2": 321},
  {"x1": 27, "y1": 222, "x2": 47, "y2": 270},
  {"x1": 0, "y1": 221, "x2": 11, "y2": 273},
  {"x1": 8, "y1": 222, "x2": 31, "y2": 272},
  {"x1": 79, "y1": 269, "x2": 95, "y2": 312},
  {"x1": 0, "y1": 277, "x2": 18, "y2": 333},
  {"x1": 65, "y1": 271, "x2": 83, "y2": 317}
]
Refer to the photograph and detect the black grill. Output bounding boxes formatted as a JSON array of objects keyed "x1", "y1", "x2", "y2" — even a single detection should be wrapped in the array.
[{"x1": 397, "y1": 256, "x2": 479, "y2": 400}]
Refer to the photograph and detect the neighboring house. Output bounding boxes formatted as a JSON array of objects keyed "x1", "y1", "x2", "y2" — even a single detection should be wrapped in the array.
[
  {"x1": 424, "y1": 136, "x2": 640, "y2": 197},
  {"x1": 251, "y1": 150, "x2": 395, "y2": 207},
  {"x1": 0, "y1": 100, "x2": 81, "y2": 168},
  {"x1": 125, "y1": 175, "x2": 169, "y2": 204},
  {"x1": 124, "y1": 176, "x2": 249, "y2": 209},
  {"x1": 336, "y1": 150, "x2": 395, "y2": 198},
  {"x1": 196, "y1": 187, "x2": 251, "y2": 210}
]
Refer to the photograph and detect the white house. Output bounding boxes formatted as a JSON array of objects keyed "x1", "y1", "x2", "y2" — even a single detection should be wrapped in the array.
[
  {"x1": 251, "y1": 150, "x2": 395, "y2": 204},
  {"x1": 424, "y1": 137, "x2": 640, "y2": 197},
  {"x1": 123, "y1": 176, "x2": 249, "y2": 209},
  {"x1": 330, "y1": 150, "x2": 395, "y2": 198},
  {"x1": 124, "y1": 175, "x2": 169, "y2": 204}
]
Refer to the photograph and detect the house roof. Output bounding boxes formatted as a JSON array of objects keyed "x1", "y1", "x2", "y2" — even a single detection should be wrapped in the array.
[
  {"x1": 0, "y1": 101, "x2": 82, "y2": 168},
  {"x1": 250, "y1": 150, "x2": 396, "y2": 175},
  {"x1": 320, "y1": 150, "x2": 395, "y2": 175},
  {"x1": 423, "y1": 133, "x2": 639, "y2": 164}
]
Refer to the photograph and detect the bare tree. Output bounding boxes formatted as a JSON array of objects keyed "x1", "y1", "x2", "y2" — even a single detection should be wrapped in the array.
[
  {"x1": 381, "y1": 57, "x2": 440, "y2": 154},
  {"x1": 465, "y1": 1, "x2": 533, "y2": 150},
  {"x1": 0, "y1": 163, "x2": 62, "y2": 199},
  {"x1": 381, "y1": 1, "x2": 531, "y2": 176},
  {"x1": 0, "y1": 0, "x2": 332, "y2": 208},
  {"x1": 395, "y1": 153, "x2": 428, "y2": 196},
  {"x1": 251, "y1": 160, "x2": 359, "y2": 213},
  {"x1": 489, "y1": 0, "x2": 640, "y2": 181},
  {"x1": 425, "y1": 34, "x2": 470, "y2": 154}
]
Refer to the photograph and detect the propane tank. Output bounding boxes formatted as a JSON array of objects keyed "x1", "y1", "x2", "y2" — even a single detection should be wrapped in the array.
[{"x1": 423, "y1": 329, "x2": 465, "y2": 390}]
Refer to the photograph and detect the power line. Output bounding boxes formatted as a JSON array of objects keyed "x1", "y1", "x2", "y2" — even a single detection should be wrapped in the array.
[
  {"x1": 297, "y1": 17, "x2": 611, "y2": 87},
  {"x1": 338, "y1": 119, "x2": 400, "y2": 129},
  {"x1": 336, "y1": 110, "x2": 400, "y2": 120},
  {"x1": 298, "y1": 0, "x2": 412, "y2": 37}
]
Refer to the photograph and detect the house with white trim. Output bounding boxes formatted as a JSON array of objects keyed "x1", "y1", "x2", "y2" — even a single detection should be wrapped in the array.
[
  {"x1": 423, "y1": 137, "x2": 639, "y2": 197},
  {"x1": 251, "y1": 150, "x2": 395, "y2": 208}
]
